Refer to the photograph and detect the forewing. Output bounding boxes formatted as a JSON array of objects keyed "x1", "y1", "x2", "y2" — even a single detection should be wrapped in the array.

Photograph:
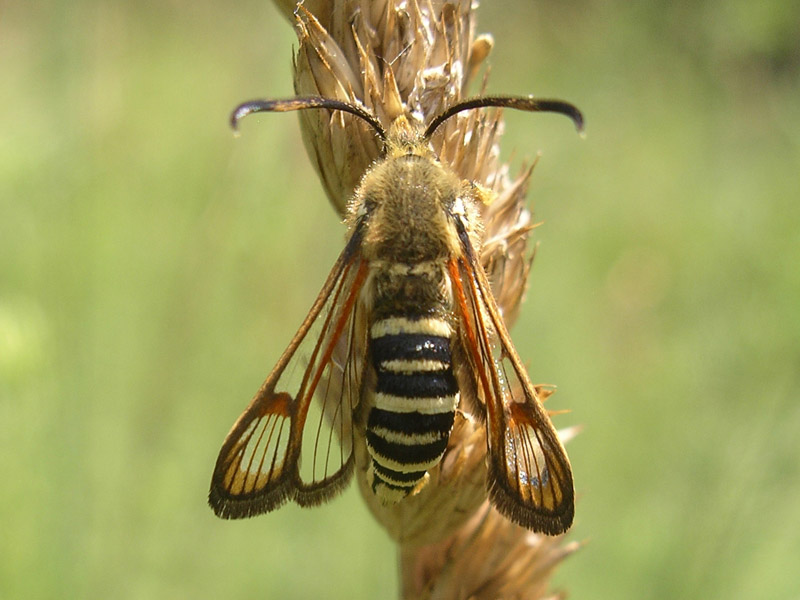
[
  {"x1": 209, "y1": 234, "x2": 368, "y2": 519},
  {"x1": 449, "y1": 239, "x2": 574, "y2": 535}
]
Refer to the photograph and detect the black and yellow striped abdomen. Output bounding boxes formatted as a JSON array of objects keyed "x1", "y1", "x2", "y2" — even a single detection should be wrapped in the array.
[{"x1": 366, "y1": 316, "x2": 458, "y2": 503}]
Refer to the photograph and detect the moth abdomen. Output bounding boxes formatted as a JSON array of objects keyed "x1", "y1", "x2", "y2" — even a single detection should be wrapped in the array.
[{"x1": 366, "y1": 315, "x2": 459, "y2": 502}]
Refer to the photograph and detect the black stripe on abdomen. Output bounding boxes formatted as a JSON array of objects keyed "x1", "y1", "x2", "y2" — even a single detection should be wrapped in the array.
[
  {"x1": 376, "y1": 370, "x2": 457, "y2": 398},
  {"x1": 365, "y1": 430, "x2": 450, "y2": 466},
  {"x1": 371, "y1": 333, "x2": 451, "y2": 363},
  {"x1": 368, "y1": 408, "x2": 455, "y2": 436}
]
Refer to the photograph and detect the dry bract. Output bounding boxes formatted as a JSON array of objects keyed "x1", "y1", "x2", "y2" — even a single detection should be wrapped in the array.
[
  {"x1": 286, "y1": 0, "x2": 535, "y2": 327},
  {"x1": 271, "y1": 0, "x2": 576, "y2": 596}
]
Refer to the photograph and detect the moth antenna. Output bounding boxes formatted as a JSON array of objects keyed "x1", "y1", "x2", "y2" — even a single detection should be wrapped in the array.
[
  {"x1": 424, "y1": 95, "x2": 584, "y2": 139},
  {"x1": 231, "y1": 96, "x2": 387, "y2": 143}
]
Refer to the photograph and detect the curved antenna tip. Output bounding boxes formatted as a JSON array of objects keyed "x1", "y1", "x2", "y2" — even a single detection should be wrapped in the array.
[
  {"x1": 229, "y1": 100, "x2": 266, "y2": 133},
  {"x1": 536, "y1": 97, "x2": 584, "y2": 134},
  {"x1": 573, "y1": 112, "x2": 586, "y2": 135}
]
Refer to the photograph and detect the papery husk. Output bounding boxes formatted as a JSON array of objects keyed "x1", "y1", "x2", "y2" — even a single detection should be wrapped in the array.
[
  {"x1": 284, "y1": 0, "x2": 534, "y2": 326},
  {"x1": 400, "y1": 501, "x2": 582, "y2": 600},
  {"x1": 269, "y1": 0, "x2": 578, "y2": 597}
]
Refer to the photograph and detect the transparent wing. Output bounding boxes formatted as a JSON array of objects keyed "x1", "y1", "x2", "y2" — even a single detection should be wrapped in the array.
[
  {"x1": 209, "y1": 231, "x2": 369, "y2": 519},
  {"x1": 449, "y1": 236, "x2": 574, "y2": 535}
]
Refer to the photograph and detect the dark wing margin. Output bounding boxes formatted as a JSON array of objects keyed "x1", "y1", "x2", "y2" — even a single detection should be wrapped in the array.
[
  {"x1": 449, "y1": 219, "x2": 574, "y2": 535},
  {"x1": 209, "y1": 225, "x2": 369, "y2": 519}
]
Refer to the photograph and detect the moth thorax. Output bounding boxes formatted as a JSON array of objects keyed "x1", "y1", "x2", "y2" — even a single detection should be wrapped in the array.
[{"x1": 359, "y1": 155, "x2": 461, "y2": 264}]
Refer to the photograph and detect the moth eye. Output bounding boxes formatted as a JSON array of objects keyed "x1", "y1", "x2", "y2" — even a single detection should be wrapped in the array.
[
  {"x1": 365, "y1": 198, "x2": 379, "y2": 212},
  {"x1": 355, "y1": 199, "x2": 376, "y2": 219}
]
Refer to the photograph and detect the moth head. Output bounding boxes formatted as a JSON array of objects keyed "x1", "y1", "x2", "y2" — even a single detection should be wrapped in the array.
[
  {"x1": 230, "y1": 95, "x2": 584, "y2": 242},
  {"x1": 384, "y1": 115, "x2": 431, "y2": 159}
]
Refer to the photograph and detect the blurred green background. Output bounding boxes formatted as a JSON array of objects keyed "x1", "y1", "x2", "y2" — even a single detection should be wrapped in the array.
[{"x1": 2, "y1": 1, "x2": 798, "y2": 598}]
